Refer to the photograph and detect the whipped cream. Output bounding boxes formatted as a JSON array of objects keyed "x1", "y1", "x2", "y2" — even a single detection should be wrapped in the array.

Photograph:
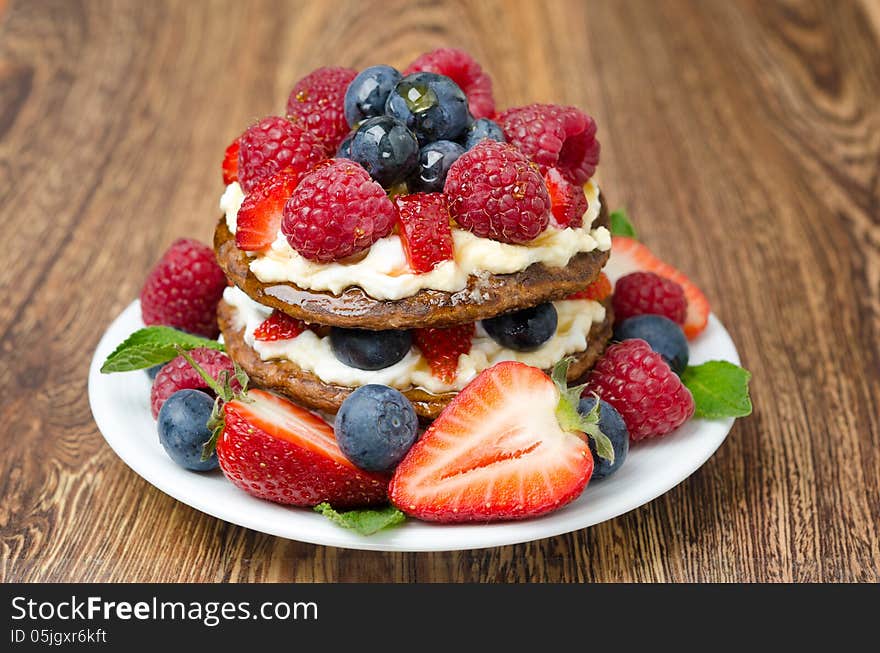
[
  {"x1": 223, "y1": 286, "x2": 606, "y2": 395},
  {"x1": 220, "y1": 181, "x2": 611, "y2": 301}
]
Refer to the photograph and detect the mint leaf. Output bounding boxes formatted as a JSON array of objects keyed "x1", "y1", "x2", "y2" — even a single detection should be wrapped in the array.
[
  {"x1": 100, "y1": 326, "x2": 224, "y2": 373},
  {"x1": 609, "y1": 208, "x2": 637, "y2": 238},
  {"x1": 314, "y1": 503, "x2": 406, "y2": 536},
  {"x1": 682, "y1": 361, "x2": 752, "y2": 419}
]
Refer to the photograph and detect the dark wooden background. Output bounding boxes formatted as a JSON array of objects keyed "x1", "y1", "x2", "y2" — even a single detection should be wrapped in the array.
[{"x1": 1, "y1": 0, "x2": 878, "y2": 582}]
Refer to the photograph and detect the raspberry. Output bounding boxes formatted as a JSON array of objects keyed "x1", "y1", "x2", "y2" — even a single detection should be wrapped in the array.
[
  {"x1": 444, "y1": 140, "x2": 550, "y2": 244},
  {"x1": 281, "y1": 159, "x2": 397, "y2": 262},
  {"x1": 286, "y1": 67, "x2": 357, "y2": 154},
  {"x1": 394, "y1": 193, "x2": 454, "y2": 273},
  {"x1": 140, "y1": 239, "x2": 227, "y2": 338},
  {"x1": 584, "y1": 339, "x2": 694, "y2": 440},
  {"x1": 612, "y1": 271, "x2": 687, "y2": 324},
  {"x1": 567, "y1": 272, "x2": 612, "y2": 301},
  {"x1": 237, "y1": 116, "x2": 325, "y2": 193},
  {"x1": 498, "y1": 104, "x2": 600, "y2": 185},
  {"x1": 150, "y1": 348, "x2": 240, "y2": 419},
  {"x1": 404, "y1": 48, "x2": 495, "y2": 119},
  {"x1": 413, "y1": 324, "x2": 474, "y2": 383},
  {"x1": 222, "y1": 137, "x2": 240, "y2": 185},
  {"x1": 253, "y1": 310, "x2": 307, "y2": 341},
  {"x1": 545, "y1": 167, "x2": 588, "y2": 228}
]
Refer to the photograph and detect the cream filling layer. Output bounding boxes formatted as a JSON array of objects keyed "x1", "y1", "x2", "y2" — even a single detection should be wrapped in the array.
[{"x1": 223, "y1": 285, "x2": 606, "y2": 395}]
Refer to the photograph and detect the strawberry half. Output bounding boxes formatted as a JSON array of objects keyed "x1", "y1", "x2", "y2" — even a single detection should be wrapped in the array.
[
  {"x1": 567, "y1": 272, "x2": 612, "y2": 302},
  {"x1": 413, "y1": 324, "x2": 475, "y2": 384},
  {"x1": 235, "y1": 166, "x2": 311, "y2": 251},
  {"x1": 253, "y1": 310, "x2": 307, "y2": 341},
  {"x1": 394, "y1": 193, "x2": 454, "y2": 273},
  {"x1": 544, "y1": 167, "x2": 588, "y2": 229},
  {"x1": 219, "y1": 389, "x2": 388, "y2": 508},
  {"x1": 389, "y1": 360, "x2": 613, "y2": 523},
  {"x1": 222, "y1": 137, "x2": 240, "y2": 185},
  {"x1": 605, "y1": 236, "x2": 710, "y2": 339}
]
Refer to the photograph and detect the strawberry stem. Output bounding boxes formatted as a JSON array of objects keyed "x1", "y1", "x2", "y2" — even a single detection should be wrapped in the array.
[
  {"x1": 552, "y1": 357, "x2": 615, "y2": 464},
  {"x1": 202, "y1": 396, "x2": 225, "y2": 461},
  {"x1": 174, "y1": 346, "x2": 251, "y2": 460}
]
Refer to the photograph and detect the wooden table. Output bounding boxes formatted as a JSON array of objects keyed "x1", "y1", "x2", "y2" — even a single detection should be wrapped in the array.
[{"x1": 2, "y1": 0, "x2": 878, "y2": 583}]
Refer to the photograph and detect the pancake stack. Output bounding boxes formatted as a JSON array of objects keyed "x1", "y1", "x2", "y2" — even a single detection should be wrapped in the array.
[{"x1": 214, "y1": 189, "x2": 613, "y2": 420}]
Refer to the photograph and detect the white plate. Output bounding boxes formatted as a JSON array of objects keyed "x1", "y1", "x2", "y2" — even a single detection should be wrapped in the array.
[{"x1": 89, "y1": 301, "x2": 740, "y2": 552}]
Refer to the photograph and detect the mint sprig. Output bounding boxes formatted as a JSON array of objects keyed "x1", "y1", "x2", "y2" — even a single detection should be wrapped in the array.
[
  {"x1": 100, "y1": 326, "x2": 224, "y2": 373},
  {"x1": 314, "y1": 503, "x2": 406, "y2": 536},
  {"x1": 682, "y1": 361, "x2": 752, "y2": 419},
  {"x1": 551, "y1": 358, "x2": 614, "y2": 463},
  {"x1": 609, "y1": 208, "x2": 637, "y2": 238}
]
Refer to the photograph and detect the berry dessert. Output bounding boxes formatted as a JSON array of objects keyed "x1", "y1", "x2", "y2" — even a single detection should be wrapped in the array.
[
  {"x1": 214, "y1": 51, "x2": 614, "y2": 420},
  {"x1": 102, "y1": 48, "x2": 751, "y2": 534}
]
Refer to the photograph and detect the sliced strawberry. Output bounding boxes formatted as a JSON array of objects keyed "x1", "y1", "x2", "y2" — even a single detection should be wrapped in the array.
[
  {"x1": 413, "y1": 324, "x2": 475, "y2": 383},
  {"x1": 218, "y1": 389, "x2": 388, "y2": 508},
  {"x1": 567, "y1": 272, "x2": 612, "y2": 302},
  {"x1": 222, "y1": 137, "x2": 240, "y2": 185},
  {"x1": 253, "y1": 310, "x2": 307, "y2": 341},
  {"x1": 394, "y1": 193, "x2": 454, "y2": 273},
  {"x1": 544, "y1": 167, "x2": 588, "y2": 229},
  {"x1": 389, "y1": 361, "x2": 597, "y2": 523},
  {"x1": 235, "y1": 167, "x2": 306, "y2": 251},
  {"x1": 605, "y1": 236, "x2": 710, "y2": 339}
]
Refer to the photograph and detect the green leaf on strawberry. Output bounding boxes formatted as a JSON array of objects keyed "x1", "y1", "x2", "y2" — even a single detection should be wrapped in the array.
[
  {"x1": 682, "y1": 360, "x2": 752, "y2": 419},
  {"x1": 552, "y1": 358, "x2": 614, "y2": 463},
  {"x1": 100, "y1": 326, "x2": 224, "y2": 373},
  {"x1": 314, "y1": 503, "x2": 406, "y2": 536},
  {"x1": 609, "y1": 208, "x2": 637, "y2": 238}
]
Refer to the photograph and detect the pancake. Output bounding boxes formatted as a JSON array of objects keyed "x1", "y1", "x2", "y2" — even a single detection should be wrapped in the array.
[
  {"x1": 218, "y1": 298, "x2": 614, "y2": 420},
  {"x1": 214, "y1": 199, "x2": 611, "y2": 330}
]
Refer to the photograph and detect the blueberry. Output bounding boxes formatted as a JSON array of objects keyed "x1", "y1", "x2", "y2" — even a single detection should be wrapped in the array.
[
  {"x1": 156, "y1": 389, "x2": 219, "y2": 471},
  {"x1": 464, "y1": 118, "x2": 505, "y2": 149},
  {"x1": 344, "y1": 65, "x2": 402, "y2": 127},
  {"x1": 146, "y1": 363, "x2": 165, "y2": 380},
  {"x1": 348, "y1": 116, "x2": 419, "y2": 187},
  {"x1": 335, "y1": 384, "x2": 419, "y2": 472},
  {"x1": 336, "y1": 130, "x2": 355, "y2": 158},
  {"x1": 409, "y1": 139, "x2": 465, "y2": 192},
  {"x1": 614, "y1": 314, "x2": 689, "y2": 375},
  {"x1": 330, "y1": 327, "x2": 412, "y2": 370},
  {"x1": 385, "y1": 72, "x2": 471, "y2": 144},
  {"x1": 481, "y1": 303, "x2": 558, "y2": 352},
  {"x1": 578, "y1": 397, "x2": 629, "y2": 480}
]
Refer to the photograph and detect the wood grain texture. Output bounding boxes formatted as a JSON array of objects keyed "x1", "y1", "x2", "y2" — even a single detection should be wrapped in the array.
[{"x1": 1, "y1": 0, "x2": 878, "y2": 582}]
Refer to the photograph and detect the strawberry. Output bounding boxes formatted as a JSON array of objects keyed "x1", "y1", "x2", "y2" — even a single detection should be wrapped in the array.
[
  {"x1": 253, "y1": 310, "x2": 307, "y2": 341},
  {"x1": 413, "y1": 324, "x2": 475, "y2": 383},
  {"x1": 605, "y1": 236, "x2": 710, "y2": 339},
  {"x1": 178, "y1": 352, "x2": 388, "y2": 508},
  {"x1": 222, "y1": 137, "x2": 240, "y2": 185},
  {"x1": 219, "y1": 390, "x2": 388, "y2": 507},
  {"x1": 544, "y1": 167, "x2": 588, "y2": 229},
  {"x1": 389, "y1": 360, "x2": 614, "y2": 523},
  {"x1": 567, "y1": 272, "x2": 612, "y2": 302},
  {"x1": 394, "y1": 193, "x2": 454, "y2": 273},
  {"x1": 235, "y1": 167, "x2": 306, "y2": 251}
]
